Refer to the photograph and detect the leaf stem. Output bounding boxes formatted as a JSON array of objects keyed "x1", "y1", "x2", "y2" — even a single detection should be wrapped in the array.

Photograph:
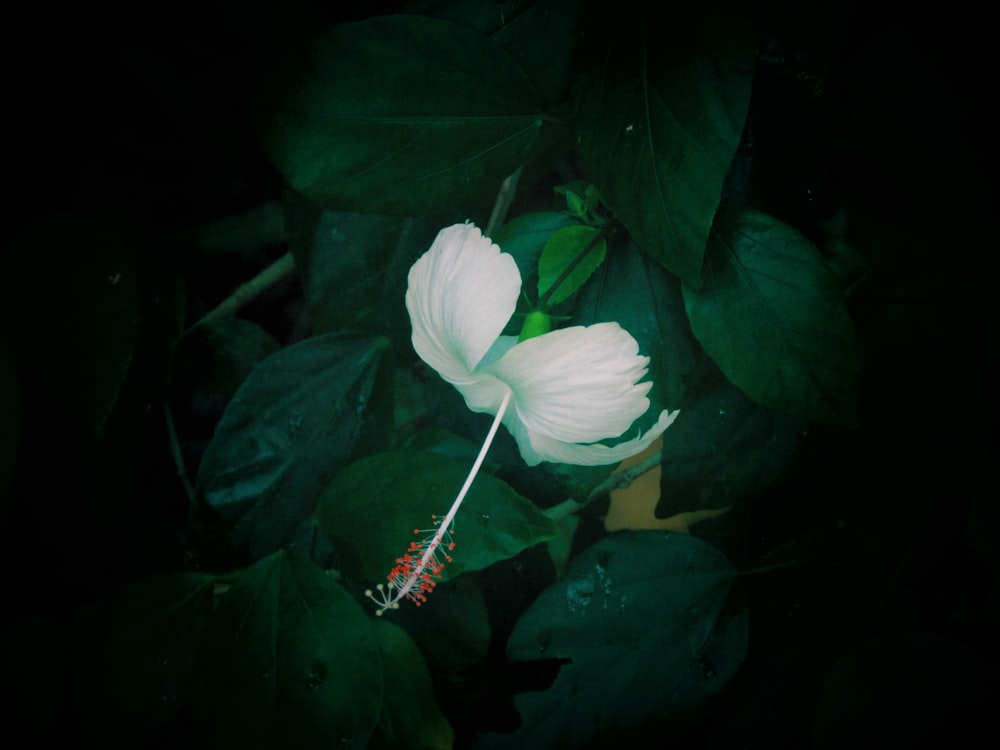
[
  {"x1": 544, "y1": 450, "x2": 662, "y2": 520},
  {"x1": 187, "y1": 251, "x2": 296, "y2": 333}
]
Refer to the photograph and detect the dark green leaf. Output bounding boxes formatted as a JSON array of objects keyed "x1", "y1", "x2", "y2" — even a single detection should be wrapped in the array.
[
  {"x1": 492, "y1": 211, "x2": 577, "y2": 293},
  {"x1": 419, "y1": 0, "x2": 580, "y2": 107},
  {"x1": 576, "y1": 3, "x2": 754, "y2": 288},
  {"x1": 368, "y1": 619, "x2": 454, "y2": 750},
  {"x1": 387, "y1": 576, "x2": 492, "y2": 676},
  {"x1": 537, "y1": 225, "x2": 606, "y2": 305},
  {"x1": 195, "y1": 552, "x2": 381, "y2": 749},
  {"x1": 195, "y1": 333, "x2": 388, "y2": 561},
  {"x1": 575, "y1": 240, "x2": 699, "y2": 412},
  {"x1": 659, "y1": 358, "x2": 803, "y2": 515},
  {"x1": 489, "y1": 0, "x2": 581, "y2": 107},
  {"x1": 260, "y1": 15, "x2": 542, "y2": 215},
  {"x1": 316, "y1": 449, "x2": 558, "y2": 588},
  {"x1": 683, "y1": 209, "x2": 859, "y2": 423},
  {"x1": 480, "y1": 532, "x2": 746, "y2": 748},
  {"x1": 73, "y1": 574, "x2": 214, "y2": 744},
  {"x1": 285, "y1": 199, "x2": 441, "y2": 336},
  {"x1": 173, "y1": 317, "x2": 281, "y2": 405}
]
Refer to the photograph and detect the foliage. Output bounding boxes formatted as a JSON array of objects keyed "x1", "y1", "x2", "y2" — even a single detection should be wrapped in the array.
[{"x1": 5, "y1": 1, "x2": 994, "y2": 749}]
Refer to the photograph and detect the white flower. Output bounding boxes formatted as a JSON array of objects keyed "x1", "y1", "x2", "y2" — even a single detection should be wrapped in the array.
[{"x1": 406, "y1": 222, "x2": 679, "y2": 467}]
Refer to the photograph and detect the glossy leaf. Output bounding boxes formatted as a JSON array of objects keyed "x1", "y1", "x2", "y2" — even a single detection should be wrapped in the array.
[
  {"x1": 260, "y1": 15, "x2": 542, "y2": 215},
  {"x1": 479, "y1": 532, "x2": 746, "y2": 748},
  {"x1": 537, "y1": 225, "x2": 606, "y2": 305},
  {"x1": 576, "y1": 2, "x2": 754, "y2": 288},
  {"x1": 316, "y1": 449, "x2": 558, "y2": 588},
  {"x1": 683, "y1": 209, "x2": 859, "y2": 423},
  {"x1": 195, "y1": 333, "x2": 388, "y2": 560},
  {"x1": 195, "y1": 551, "x2": 381, "y2": 749}
]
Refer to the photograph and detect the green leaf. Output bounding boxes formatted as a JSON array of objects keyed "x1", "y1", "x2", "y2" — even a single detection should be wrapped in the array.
[
  {"x1": 285, "y1": 199, "x2": 441, "y2": 336},
  {"x1": 488, "y1": 0, "x2": 581, "y2": 107},
  {"x1": 479, "y1": 532, "x2": 746, "y2": 748},
  {"x1": 575, "y1": 240, "x2": 699, "y2": 412},
  {"x1": 195, "y1": 552, "x2": 381, "y2": 749},
  {"x1": 683, "y1": 209, "x2": 859, "y2": 424},
  {"x1": 73, "y1": 574, "x2": 214, "y2": 744},
  {"x1": 658, "y1": 358, "x2": 803, "y2": 515},
  {"x1": 260, "y1": 15, "x2": 543, "y2": 215},
  {"x1": 537, "y1": 225, "x2": 606, "y2": 305},
  {"x1": 195, "y1": 333, "x2": 388, "y2": 561},
  {"x1": 316, "y1": 449, "x2": 558, "y2": 588},
  {"x1": 172, "y1": 317, "x2": 281, "y2": 404},
  {"x1": 492, "y1": 211, "x2": 577, "y2": 291},
  {"x1": 576, "y1": 2, "x2": 754, "y2": 288},
  {"x1": 368, "y1": 619, "x2": 454, "y2": 750},
  {"x1": 419, "y1": 0, "x2": 580, "y2": 108}
]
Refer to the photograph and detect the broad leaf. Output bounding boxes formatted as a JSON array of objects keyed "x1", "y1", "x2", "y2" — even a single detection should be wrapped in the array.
[
  {"x1": 285, "y1": 200, "x2": 441, "y2": 336},
  {"x1": 316, "y1": 449, "x2": 558, "y2": 588},
  {"x1": 260, "y1": 15, "x2": 543, "y2": 215},
  {"x1": 492, "y1": 211, "x2": 577, "y2": 296},
  {"x1": 479, "y1": 532, "x2": 746, "y2": 748},
  {"x1": 424, "y1": 0, "x2": 581, "y2": 107},
  {"x1": 195, "y1": 551, "x2": 381, "y2": 749},
  {"x1": 659, "y1": 359, "x2": 803, "y2": 515},
  {"x1": 172, "y1": 316, "x2": 280, "y2": 405},
  {"x1": 73, "y1": 574, "x2": 214, "y2": 744},
  {"x1": 369, "y1": 619, "x2": 455, "y2": 750},
  {"x1": 537, "y1": 225, "x2": 606, "y2": 305},
  {"x1": 195, "y1": 333, "x2": 388, "y2": 561},
  {"x1": 683, "y1": 209, "x2": 859, "y2": 423},
  {"x1": 576, "y1": 2, "x2": 754, "y2": 288},
  {"x1": 575, "y1": 240, "x2": 699, "y2": 413}
]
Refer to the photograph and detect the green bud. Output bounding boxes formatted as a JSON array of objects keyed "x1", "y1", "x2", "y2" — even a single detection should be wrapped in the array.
[
  {"x1": 565, "y1": 190, "x2": 587, "y2": 219},
  {"x1": 518, "y1": 310, "x2": 552, "y2": 341}
]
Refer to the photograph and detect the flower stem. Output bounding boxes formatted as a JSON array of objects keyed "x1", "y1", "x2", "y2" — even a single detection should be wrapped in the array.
[{"x1": 367, "y1": 388, "x2": 513, "y2": 614}]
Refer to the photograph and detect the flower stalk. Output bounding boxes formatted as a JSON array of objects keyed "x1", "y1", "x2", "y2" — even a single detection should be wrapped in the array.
[{"x1": 366, "y1": 389, "x2": 513, "y2": 615}]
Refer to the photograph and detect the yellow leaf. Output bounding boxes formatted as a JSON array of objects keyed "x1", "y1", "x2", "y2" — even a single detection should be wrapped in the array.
[{"x1": 604, "y1": 438, "x2": 729, "y2": 532}]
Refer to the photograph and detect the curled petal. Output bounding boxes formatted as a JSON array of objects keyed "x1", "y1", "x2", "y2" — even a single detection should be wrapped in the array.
[
  {"x1": 512, "y1": 408, "x2": 681, "y2": 467},
  {"x1": 486, "y1": 323, "x2": 653, "y2": 443},
  {"x1": 406, "y1": 223, "x2": 520, "y2": 387}
]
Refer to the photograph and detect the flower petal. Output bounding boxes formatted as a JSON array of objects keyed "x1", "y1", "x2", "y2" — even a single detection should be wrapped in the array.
[
  {"x1": 485, "y1": 323, "x2": 654, "y2": 443},
  {"x1": 448, "y1": 335, "x2": 519, "y2": 415},
  {"x1": 406, "y1": 223, "x2": 520, "y2": 387},
  {"x1": 510, "y1": 408, "x2": 681, "y2": 467}
]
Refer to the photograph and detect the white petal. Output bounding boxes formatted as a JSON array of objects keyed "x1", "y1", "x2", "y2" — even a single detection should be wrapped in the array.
[
  {"x1": 405, "y1": 223, "x2": 520, "y2": 387},
  {"x1": 513, "y1": 408, "x2": 681, "y2": 466},
  {"x1": 447, "y1": 335, "x2": 519, "y2": 415},
  {"x1": 485, "y1": 323, "x2": 654, "y2": 443}
]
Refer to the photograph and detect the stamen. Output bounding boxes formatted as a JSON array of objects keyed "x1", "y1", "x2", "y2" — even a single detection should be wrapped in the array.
[{"x1": 367, "y1": 388, "x2": 513, "y2": 614}]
